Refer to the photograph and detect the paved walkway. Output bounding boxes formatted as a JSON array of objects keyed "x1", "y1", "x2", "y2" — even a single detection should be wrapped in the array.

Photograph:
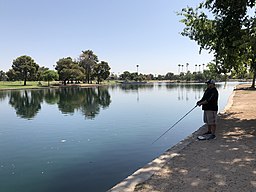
[{"x1": 109, "y1": 84, "x2": 256, "y2": 192}]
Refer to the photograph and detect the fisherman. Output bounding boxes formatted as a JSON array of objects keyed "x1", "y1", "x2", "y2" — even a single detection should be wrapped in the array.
[{"x1": 197, "y1": 79, "x2": 219, "y2": 140}]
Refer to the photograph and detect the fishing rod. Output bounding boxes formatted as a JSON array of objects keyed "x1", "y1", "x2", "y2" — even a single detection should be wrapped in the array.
[{"x1": 152, "y1": 105, "x2": 198, "y2": 144}]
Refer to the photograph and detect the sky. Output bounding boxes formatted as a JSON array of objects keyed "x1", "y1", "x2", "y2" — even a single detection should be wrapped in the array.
[{"x1": 0, "y1": 0, "x2": 213, "y2": 75}]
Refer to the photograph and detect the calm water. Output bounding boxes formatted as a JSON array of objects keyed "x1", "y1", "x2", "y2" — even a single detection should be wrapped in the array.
[{"x1": 0, "y1": 82, "x2": 239, "y2": 192}]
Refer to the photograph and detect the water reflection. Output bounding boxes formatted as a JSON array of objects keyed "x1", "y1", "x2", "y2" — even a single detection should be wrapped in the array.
[
  {"x1": 0, "y1": 91, "x2": 8, "y2": 101},
  {"x1": 0, "y1": 83, "x2": 230, "y2": 120},
  {"x1": 5, "y1": 87, "x2": 111, "y2": 120},
  {"x1": 166, "y1": 83, "x2": 223, "y2": 101},
  {"x1": 118, "y1": 83, "x2": 154, "y2": 91},
  {"x1": 9, "y1": 90, "x2": 43, "y2": 119}
]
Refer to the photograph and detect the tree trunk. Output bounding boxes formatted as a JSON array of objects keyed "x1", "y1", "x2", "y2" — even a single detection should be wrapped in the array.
[
  {"x1": 24, "y1": 78, "x2": 27, "y2": 86},
  {"x1": 251, "y1": 58, "x2": 256, "y2": 89},
  {"x1": 251, "y1": 70, "x2": 256, "y2": 88}
]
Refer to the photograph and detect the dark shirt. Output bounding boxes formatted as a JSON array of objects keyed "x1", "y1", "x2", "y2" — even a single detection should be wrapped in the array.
[{"x1": 199, "y1": 87, "x2": 218, "y2": 111}]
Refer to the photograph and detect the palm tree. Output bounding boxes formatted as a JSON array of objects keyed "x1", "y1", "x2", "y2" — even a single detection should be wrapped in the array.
[
  {"x1": 202, "y1": 63, "x2": 205, "y2": 71},
  {"x1": 181, "y1": 65, "x2": 184, "y2": 72},
  {"x1": 186, "y1": 63, "x2": 189, "y2": 72},
  {"x1": 79, "y1": 50, "x2": 98, "y2": 83},
  {"x1": 195, "y1": 64, "x2": 197, "y2": 72},
  {"x1": 199, "y1": 64, "x2": 201, "y2": 72},
  {"x1": 178, "y1": 64, "x2": 181, "y2": 74}
]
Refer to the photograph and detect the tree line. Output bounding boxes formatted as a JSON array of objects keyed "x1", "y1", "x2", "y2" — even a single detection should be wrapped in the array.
[
  {"x1": 111, "y1": 61, "x2": 252, "y2": 82},
  {"x1": 0, "y1": 50, "x2": 111, "y2": 86}
]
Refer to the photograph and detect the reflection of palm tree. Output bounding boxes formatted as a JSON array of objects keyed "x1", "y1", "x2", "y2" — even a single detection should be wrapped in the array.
[
  {"x1": 181, "y1": 87, "x2": 184, "y2": 100},
  {"x1": 178, "y1": 87, "x2": 181, "y2": 100},
  {"x1": 96, "y1": 87, "x2": 111, "y2": 109}
]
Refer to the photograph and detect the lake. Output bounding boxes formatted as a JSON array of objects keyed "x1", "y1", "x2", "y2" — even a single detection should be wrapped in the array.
[{"x1": 0, "y1": 82, "x2": 239, "y2": 192}]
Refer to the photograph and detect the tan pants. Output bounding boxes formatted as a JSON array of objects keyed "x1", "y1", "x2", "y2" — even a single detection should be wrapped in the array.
[{"x1": 203, "y1": 111, "x2": 217, "y2": 125}]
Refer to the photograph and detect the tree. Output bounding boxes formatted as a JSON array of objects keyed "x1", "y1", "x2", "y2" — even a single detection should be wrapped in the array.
[
  {"x1": 12, "y1": 55, "x2": 39, "y2": 85},
  {"x1": 93, "y1": 61, "x2": 111, "y2": 84},
  {"x1": 79, "y1": 50, "x2": 98, "y2": 84},
  {"x1": 55, "y1": 57, "x2": 84, "y2": 85},
  {"x1": 37, "y1": 67, "x2": 49, "y2": 82},
  {"x1": 120, "y1": 71, "x2": 131, "y2": 81},
  {"x1": 165, "y1": 72, "x2": 175, "y2": 80},
  {"x1": 56, "y1": 57, "x2": 73, "y2": 85},
  {"x1": 6, "y1": 69, "x2": 18, "y2": 81},
  {"x1": 42, "y1": 70, "x2": 59, "y2": 86},
  {"x1": 179, "y1": 0, "x2": 256, "y2": 87},
  {"x1": 0, "y1": 70, "x2": 7, "y2": 81}
]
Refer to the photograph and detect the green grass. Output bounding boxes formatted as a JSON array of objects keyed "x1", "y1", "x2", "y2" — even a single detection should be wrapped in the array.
[
  {"x1": 0, "y1": 81, "x2": 49, "y2": 89},
  {"x1": 0, "y1": 80, "x2": 119, "y2": 90}
]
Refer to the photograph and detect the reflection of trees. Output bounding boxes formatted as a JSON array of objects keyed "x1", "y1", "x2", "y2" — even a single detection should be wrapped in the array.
[
  {"x1": 96, "y1": 87, "x2": 111, "y2": 109},
  {"x1": 6, "y1": 87, "x2": 111, "y2": 120},
  {"x1": 166, "y1": 83, "x2": 222, "y2": 101},
  {"x1": 49, "y1": 87, "x2": 111, "y2": 119},
  {"x1": 9, "y1": 90, "x2": 44, "y2": 119},
  {"x1": 78, "y1": 87, "x2": 111, "y2": 119},
  {"x1": 0, "y1": 91, "x2": 8, "y2": 101},
  {"x1": 43, "y1": 89, "x2": 60, "y2": 105},
  {"x1": 57, "y1": 88, "x2": 85, "y2": 114},
  {"x1": 79, "y1": 88, "x2": 100, "y2": 119},
  {"x1": 119, "y1": 84, "x2": 154, "y2": 92}
]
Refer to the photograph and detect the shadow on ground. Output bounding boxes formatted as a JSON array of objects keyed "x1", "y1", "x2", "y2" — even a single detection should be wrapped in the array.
[{"x1": 134, "y1": 113, "x2": 256, "y2": 192}]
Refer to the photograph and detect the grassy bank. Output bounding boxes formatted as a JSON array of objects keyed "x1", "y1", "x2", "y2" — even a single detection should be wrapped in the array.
[
  {"x1": 0, "y1": 80, "x2": 119, "y2": 90},
  {"x1": 0, "y1": 81, "x2": 51, "y2": 90}
]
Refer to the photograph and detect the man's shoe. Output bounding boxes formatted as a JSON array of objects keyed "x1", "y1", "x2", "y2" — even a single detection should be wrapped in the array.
[
  {"x1": 207, "y1": 134, "x2": 216, "y2": 140},
  {"x1": 203, "y1": 131, "x2": 211, "y2": 135}
]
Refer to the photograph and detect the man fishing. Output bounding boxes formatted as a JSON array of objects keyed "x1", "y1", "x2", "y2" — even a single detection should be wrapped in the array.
[{"x1": 197, "y1": 79, "x2": 219, "y2": 140}]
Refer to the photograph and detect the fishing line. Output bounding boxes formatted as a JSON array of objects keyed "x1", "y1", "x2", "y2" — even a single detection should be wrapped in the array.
[{"x1": 152, "y1": 105, "x2": 198, "y2": 144}]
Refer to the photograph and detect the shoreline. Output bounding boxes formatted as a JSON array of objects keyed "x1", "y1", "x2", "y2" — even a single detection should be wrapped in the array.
[
  {"x1": 108, "y1": 84, "x2": 256, "y2": 192},
  {"x1": 0, "y1": 83, "x2": 104, "y2": 91}
]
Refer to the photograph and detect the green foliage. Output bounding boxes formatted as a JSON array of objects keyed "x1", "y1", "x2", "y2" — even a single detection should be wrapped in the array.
[
  {"x1": 37, "y1": 67, "x2": 49, "y2": 81},
  {"x1": 0, "y1": 70, "x2": 7, "y2": 81},
  {"x1": 165, "y1": 72, "x2": 175, "y2": 80},
  {"x1": 179, "y1": 0, "x2": 256, "y2": 87},
  {"x1": 55, "y1": 57, "x2": 84, "y2": 85},
  {"x1": 79, "y1": 50, "x2": 99, "y2": 83},
  {"x1": 11, "y1": 55, "x2": 39, "y2": 85},
  {"x1": 4, "y1": 50, "x2": 110, "y2": 85},
  {"x1": 93, "y1": 61, "x2": 111, "y2": 84},
  {"x1": 120, "y1": 71, "x2": 132, "y2": 81},
  {"x1": 42, "y1": 70, "x2": 59, "y2": 86}
]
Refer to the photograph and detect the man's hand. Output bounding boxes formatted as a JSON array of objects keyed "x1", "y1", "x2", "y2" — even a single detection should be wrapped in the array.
[
  {"x1": 197, "y1": 100, "x2": 207, "y2": 106},
  {"x1": 197, "y1": 101, "x2": 202, "y2": 106}
]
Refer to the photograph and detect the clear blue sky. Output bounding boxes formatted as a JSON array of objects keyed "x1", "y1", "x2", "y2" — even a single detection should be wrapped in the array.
[{"x1": 0, "y1": 0, "x2": 213, "y2": 75}]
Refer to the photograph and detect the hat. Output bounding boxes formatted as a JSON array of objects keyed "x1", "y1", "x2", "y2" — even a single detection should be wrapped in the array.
[{"x1": 205, "y1": 79, "x2": 215, "y2": 84}]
